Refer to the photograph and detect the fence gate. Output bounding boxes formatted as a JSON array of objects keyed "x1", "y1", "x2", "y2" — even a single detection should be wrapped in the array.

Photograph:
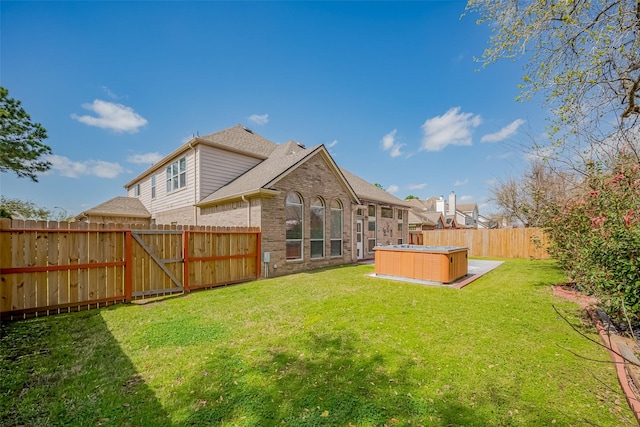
[
  {"x1": 0, "y1": 219, "x2": 261, "y2": 320},
  {"x1": 129, "y1": 230, "x2": 184, "y2": 298}
]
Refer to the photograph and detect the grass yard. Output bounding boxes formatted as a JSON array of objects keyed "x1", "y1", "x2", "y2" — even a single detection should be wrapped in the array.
[{"x1": 1, "y1": 259, "x2": 636, "y2": 426}]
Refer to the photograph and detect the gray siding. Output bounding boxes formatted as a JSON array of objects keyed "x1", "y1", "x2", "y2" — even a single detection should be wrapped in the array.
[{"x1": 198, "y1": 146, "x2": 262, "y2": 201}]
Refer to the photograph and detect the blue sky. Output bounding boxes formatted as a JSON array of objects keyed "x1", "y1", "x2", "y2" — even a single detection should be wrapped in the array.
[{"x1": 1, "y1": 1, "x2": 546, "y2": 218}]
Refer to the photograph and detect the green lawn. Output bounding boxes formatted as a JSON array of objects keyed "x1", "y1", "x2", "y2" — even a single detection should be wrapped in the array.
[{"x1": 1, "y1": 259, "x2": 635, "y2": 426}]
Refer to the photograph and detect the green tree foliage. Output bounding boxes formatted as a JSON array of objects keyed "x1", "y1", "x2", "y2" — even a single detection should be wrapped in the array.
[
  {"x1": 544, "y1": 153, "x2": 640, "y2": 325},
  {"x1": 404, "y1": 195, "x2": 419, "y2": 200},
  {"x1": 0, "y1": 86, "x2": 51, "y2": 182},
  {"x1": 0, "y1": 196, "x2": 51, "y2": 220},
  {"x1": 466, "y1": 0, "x2": 640, "y2": 166}
]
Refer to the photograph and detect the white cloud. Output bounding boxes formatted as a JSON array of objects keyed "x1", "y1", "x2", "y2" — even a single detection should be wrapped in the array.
[
  {"x1": 421, "y1": 107, "x2": 482, "y2": 152},
  {"x1": 127, "y1": 152, "x2": 164, "y2": 165},
  {"x1": 387, "y1": 184, "x2": 399, "y2": 193},
  {"x1": 47, "y1": 154, "x2": 123, "y2": 179},
  {"x1": 101, "y1": 86, "x2": 120, "y2": 99},
  {"x1": 381, "y1": 129, "x2": 396, "y2": 150},
  {"x1": 380, "y1": 129, "x2": 405, "y2": 158},
  {"x1": 248, "y1": 113, "x2": 269, "y2": 125},
  {"x1": 460, "y1": 195, "x2": 473, "y2": 202},
  {"x1": 486, "y1": 178, "x2": 498, "y2": 186},
  {"x1": 326, "y1": 140, "x2": 338, "y2": 148},
  {"x1": 481, "y1": 119, "x2": 526, "y2": 143},
  {"x1": 408, "y1": 183, "x2": 427, "y2": 190},
  {"x1": 454, "y1": 178, "x2": 469, "y2": 186},
  {"x1": 71, "y1": 100, "x2": 147, "y2": 133}
]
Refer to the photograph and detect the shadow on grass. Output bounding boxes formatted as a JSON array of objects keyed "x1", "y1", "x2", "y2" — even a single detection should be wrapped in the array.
[
  {"x1": 180, "y1": 329, "x2": 489, "y2": 426},
  {"x1": 0, "y1": 311, "x2": 171, "y2": 426}
]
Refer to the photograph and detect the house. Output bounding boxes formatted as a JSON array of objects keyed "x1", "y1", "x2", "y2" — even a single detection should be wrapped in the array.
[
  {"x1": 406, "y1": 199, "x2": 445, "y2": 230},
  {"x1": 78, "y1": 125, "x2": 410, "y2": 276},
  {"x1": 76, "y1": 196, "x2": 151, "y2": 224},
  {"x1": 408, "y1": 192, "x2": 493, "y2": 230}
]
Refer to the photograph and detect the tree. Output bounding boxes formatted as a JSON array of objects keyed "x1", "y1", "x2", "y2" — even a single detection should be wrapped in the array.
[
  {"x1": 374, "y1": 183, "x2": 385, "y2": 190},
  {"x1": 0, "y1": 86, "x2": 51, "y2": 181},
  {"x1": 466, "y1": 0, "x2": 640, "y2": 168},
  {"x1": 490, "y1": 160, "x2": 578, "y2": 227},
  {"x1": 404, "y1": 195, "x2": 419, "y2": 200},
  {"x1": 0, "y1": 196, "x2": 51, "y2": 220}
]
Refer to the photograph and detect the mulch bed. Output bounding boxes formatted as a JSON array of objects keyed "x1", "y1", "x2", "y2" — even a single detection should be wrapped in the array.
[{"x1": 551, "y1": 283, "x2": 640, "y2": 424}]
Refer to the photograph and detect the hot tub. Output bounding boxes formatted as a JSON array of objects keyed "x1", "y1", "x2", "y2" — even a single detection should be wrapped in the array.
[{"x1": 374, "y1": 245, "x2": 468, "y2": 284}]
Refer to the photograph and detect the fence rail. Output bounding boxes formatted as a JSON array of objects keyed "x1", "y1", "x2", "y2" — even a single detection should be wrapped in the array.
[
  {"x1": 0, "y1": 219, "x2": 260, "y2": 320},
  {"x1": 410, "y1": 228, "x2": 550, "y2": 259}
]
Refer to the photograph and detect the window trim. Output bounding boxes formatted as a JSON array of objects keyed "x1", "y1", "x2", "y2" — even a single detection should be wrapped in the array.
[
  {"x1": 310, "y1": 197, "x2": 325, "y2": 259},
  {"x1": 330, "y1": 199, "x2": 343, "y2": 257},
  {"x1": 151, "y1": 175, "x2": 156, "y2": 199},
  {"x1": 285, "y1": 192, "x2": 304, "y2": 261},
  {"x1": 381, "y1": 206, "x2": 393, "y2": 218},
  {"x1": 166, "y1": 157, "x2": 187, "y2": 194}
]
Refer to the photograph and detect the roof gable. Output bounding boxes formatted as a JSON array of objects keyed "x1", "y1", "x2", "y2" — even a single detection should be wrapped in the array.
[
  {"x1": 124, "y1": 124, "x2": 278, "y2": 189},
  {"x1": 197, "y1": 143, "x2": 359, "y2": 206}
]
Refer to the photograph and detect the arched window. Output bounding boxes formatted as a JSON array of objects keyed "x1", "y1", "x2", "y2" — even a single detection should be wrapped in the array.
[
  {"x1": 286, "y1": 193, "x2": 303, "y2": 260},
  {"x1": 330, "y1": 199, "x2": 343, "y2": 257},
  {"x1": 310, "y1": 197, "x2": 325, "y2": 259}
]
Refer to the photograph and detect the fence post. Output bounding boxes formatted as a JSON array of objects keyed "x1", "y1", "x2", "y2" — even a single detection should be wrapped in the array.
[
  {"x1": 182, "y1": 230, "x2": 190, "y2": 293},
  {"x1": 124, "y1": 230, "x2": 132, "y2": 302}
]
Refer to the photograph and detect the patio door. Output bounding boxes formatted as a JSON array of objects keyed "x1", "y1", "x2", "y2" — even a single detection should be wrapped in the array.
[{"x1": 356, "y1": 220, "x2": 364, "y2": 260}]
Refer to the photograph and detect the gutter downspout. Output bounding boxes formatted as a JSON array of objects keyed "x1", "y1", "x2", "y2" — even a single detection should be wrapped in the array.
[
  {"x1": 241, "y1": 194, "x2": 251, "y2": 227},
  {"x1": 189, "y1": 141, "x2": 198, "y2": 226}
]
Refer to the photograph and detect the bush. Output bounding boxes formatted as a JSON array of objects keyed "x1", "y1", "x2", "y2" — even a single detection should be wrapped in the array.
[{"x1": 545, "y1": 153, "x2": 640, "y2": 327}]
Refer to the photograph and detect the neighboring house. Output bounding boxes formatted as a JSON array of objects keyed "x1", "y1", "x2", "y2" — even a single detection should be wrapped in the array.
[
  {"x1": 408, "y1": 192, "x2": 493, "y2": 230},
  {"x1": 76, "y1": 196, "x2": 151, "y2": 224},
  {"x1": 406, "y1": 199, "x2": 445, "y2": 230},
  {"x1": 456, "y1": 202, "x2": 479, "y2": 228},
  {"x1": 79, "y1": 125, "x2": 410, "y2": 277},
  {"x1": 477, "y1": 214, "x2": 499, "y2": 229}
]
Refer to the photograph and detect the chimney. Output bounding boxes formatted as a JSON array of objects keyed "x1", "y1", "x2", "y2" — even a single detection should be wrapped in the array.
[
  {"x1": 436, "y1": 196, "x2": 446, "y2": 215},
  {"x1": 448, "y1": 191, "x2": 456, "y2": 216}
]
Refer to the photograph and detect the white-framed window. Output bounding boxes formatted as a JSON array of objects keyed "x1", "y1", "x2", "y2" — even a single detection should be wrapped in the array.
[
  {"x1": 310, "y1": 197, "x2": 325, "y2": 259},
  {"x1": 166, "y1": 157, "x2": 187, "y2": 193},
  {"x1": 330, "y1": 199, "x2": 343, "y2": 257},
  {"x1": 381, "y1": 206, "x2": 393, "y2": 218},
  {"x1": 397, "y1": 209, "x2": 403, "y2": 220},
  {"x1": 286, "y1": 192, "x2": 303, "y2": 261},
  {"x1": 397, "y1": 212, "x2": 404, "y2": 244},
  {"x1": 134, "y1": 184, "x2": 140, "y2": 197},
  {"x1": 368, "y1": 238, "x2": 376, "y2": 253},
  {"x1": 151, "y1": 175, "x2": 156, "y2": 199}
]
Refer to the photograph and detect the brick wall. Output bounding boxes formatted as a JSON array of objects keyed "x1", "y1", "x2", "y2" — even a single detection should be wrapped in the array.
[
  {"x1": 197, "y1": 199, "x2": 262, "y2": 228},
  {"x1": 261, "y1": 154, "x2": 355, "y2": 277},
  {"x1": 153, "y1": 206, "x2": 196, "y2": 225}
]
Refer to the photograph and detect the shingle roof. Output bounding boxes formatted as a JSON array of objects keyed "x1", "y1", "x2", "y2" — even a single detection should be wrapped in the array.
[
  {"x1": 124, "y1": 124, "x2": 278, "y2": 188},
  {"x1": 198, "y1": 142, "x2": 350, "y2": 206},
  {"x1": 198, "y1": 124, "x2": 278, "y2": 158},
  {"x1": 408, "y1": 210, "x2": 436, "y2": 226},
  {"x1": 457, "y1": 203, "x2": 478, "y2": 213},
  {"x1": 339, "y1": 168, "x2": 412, "y2": 207},
  {"x1": 78, "y1": 196, "x2": 150, "y2": 218}
]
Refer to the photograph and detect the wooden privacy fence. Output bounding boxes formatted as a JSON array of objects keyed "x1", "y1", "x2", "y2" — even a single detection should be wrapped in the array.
[
  {"x1": 0, "y1": 219, "x2": 261, "y2": 320},
  {"x1": 409, "y1": 228, "x2": 550, "y2": 259}
]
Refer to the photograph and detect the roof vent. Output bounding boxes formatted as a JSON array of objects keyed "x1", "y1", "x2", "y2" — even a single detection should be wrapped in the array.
[
  {"x1": 243, "y1": 126, "x2": 254, "y2": 134},
  {"x1": 296, "y1": 142, "x2": 306, "y2": 149}
]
